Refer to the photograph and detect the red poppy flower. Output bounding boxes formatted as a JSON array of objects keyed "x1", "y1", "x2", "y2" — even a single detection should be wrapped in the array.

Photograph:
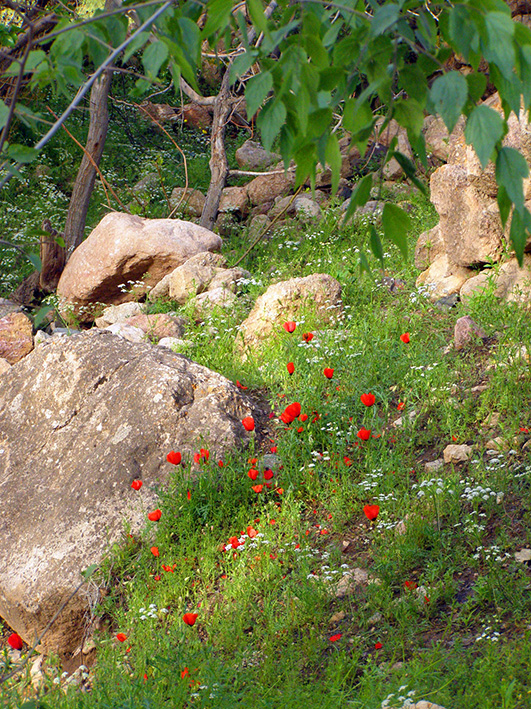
[
  {"x1": 131, "y1": 479, "x2": 143, "y2": 491},
  {"x1": 400, "y1": 332, "x2": 410, "y2": 343},
  {"x1": 148, "y1": 509, "x2": 162, "y2": 522},
  {"x1": 116, "y1": 633, "x2": 127, "y2": 643},
  {"x1": 374, "y1": 641, "x2": 383, "y2": 650},
  {"x1": 280, "y1": 411, "x2": 295, "y2": 425},
  {"x1": 200, "y1": 448, "x2": 209, "y2": 461},
  {"x1": 452, "y1": 435, "x2": 458, "y2": 441},
  {"x1": 248, "y1": 468, "x2": 259, "y2": 481},
  {"x1": 286, "y1": 362, "x2": 295, "y2": 375},
  {"x1": 283, "y1": 321, "x2": 296, "y2": 333},
  {"x1": 263, "y1": 469, "x2": 274, "y2": 480},
  {"x1": 404, "y1": 580, "x2": 417, "y2": 591},
  {"x1": 302, "y1": 332, "x2": 314, "y2": 342},
  {"x1": 299, "y1": 414, "x2": 308, "y2": 422},
  {"x1": 236, "y1": 380, "x2": 248, "y2": 389},
  {"x1": 357, "y1": 427, "x2": 371, "y2": 441},
  {"x1": 323, "y1": 368, "x2": 334, "y2": 379},
  {"x1": 397, "y1": 401, "x2": 405, "y2": 411},
  {"x1": 276, "y1": 488, "x2": 284, "y2": 495},
  {"x1": 187, "y1": 489, "x2": 191, "y2": 501},
  {"x1": 270, "y1": 446, "x2": 277, "y2": 453},
  {"x1": 247, "y1": 526, "x2": 258, "y2": 538},
  {"x1": 285, "y1": 402, "x2": 301, "y2": 418},
  {"x1": 151, "y1": 546, "x2": 160, "y2": 557},
  {"x1": 329, "y1": 633, "x2": 342, "y2": 642},
  {"x1": 167, "y1": 451, "x2": 182, "y2": 465},
  {"x1": 242, "y1": 416, "x2": 255, "y2": 432},
  {"x1": 360, "y1": 393, "x2": 375, "y2": 407},
  {"x1": 363, "y1": 504, "x2": 380, "y2": 521},
  {"x1": 343, "y1": 456, "x2": 352, "y2": 466},
  {"x1": 7, "y1": 633, "x2": 23, "y2": 650},
  {"x1": 183, "y1": 613, "x2": 198, "y2": 626},
  {"x1": 181, "y1": 668, "x2": 189, "y2": 679},
  {"x1": 297, "y1": 426, "x2": 303, "y2": 433},
  {"x1": 228, "y1": 536, "x2": 240, "y2": 549},
  {"x1": 312, "y1": 413, "x2": 320, "y2": 423},
  {"x1": 252, "y1": 484, "x2": 263, "y2": 493},
  {"x1": 218, "y1": 460, "x2": 224, "y2": 467}
]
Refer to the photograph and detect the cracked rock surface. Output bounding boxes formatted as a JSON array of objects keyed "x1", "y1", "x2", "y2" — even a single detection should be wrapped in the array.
[{"x1": 0, "y1": 330, "x2": 262, "y2": 655}]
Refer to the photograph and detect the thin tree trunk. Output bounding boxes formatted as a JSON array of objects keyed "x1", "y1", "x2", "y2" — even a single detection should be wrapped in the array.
[
  {"x1": 63, "y1": 0, "x2": 122, "y2": 259},
  {"x1": 199, "y1": 70, "x2": 231, "y2": 231}
]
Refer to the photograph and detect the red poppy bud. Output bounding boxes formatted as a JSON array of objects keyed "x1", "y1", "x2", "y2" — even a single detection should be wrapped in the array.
[
  {"x1": 242, "y1": 416, "x2": 255, "y2": 431},
  {"x1": 363, "y1": 504, "x2": 380, "y2": 521},
  {"x1": 297, "y1": 426, "x2": 304, "y2": 433},
  {"x1": 270, "y1": 446, "x2": 277, "y2": 453},
  {"x1": 397, "y1": 401, "x2": 405, "y2": 411},
  {"x1": 329, "y1": 633, "x2": 342, "y2": 642},
  {"x1": 302, "y1": 332, "x2": 314, "y2": 342},
  {"x1": 218, "y1": 460, "x2": 224, "y2": 467},
  {"x1": 400, "y1": 332, "x2": 410, "y2": 343},
  {"x1": 7, "y1": 633, "x2": 23, "y2": 650},
  {"x1": 151, "y1": 546, "x2": 160, "y2": 557},
  {"x1": 299, "y1": 414, "x2": 308, "y2": 422},
  {"x1": 360, "y1": 393, "x2": 375, "y2": 407},
  {"x1": 263, "y1": 469, "x2": 274, "y2": 480},
  {"x1": 187, "y1": 489, "x2": 191, "y2": 501},
  {"x1": 182, "y1": 613, "x2": 198, "y2": 626},
  {"x1": 148, "y1": 509, "x2": 162, "y2": 522},
  {"x1": 286, "y1": 362, "x2": 295, "y2": 375},
  {"x1": 116, "y1": 633, "x2": 127, "y2": 643},
  {"x1": 248, "y1": 468, "x2": 259, "y2": 481},
  {"x1": 323, "y1": 368, "x2": 334, "y2": 379},
  {"x1": 131, "y1": 479, "x2": 143, "y2": 491},
  {"x1": 357, "y1": 427, "x2": 371, "y2": 441},
  {"x1": 283, "y1": 321, "x2": 296, "y2": 333},
  {"x1": 166, "y1": 451, "x2": 182, "y2": 465},
  {"x1": 181, "y1": 668, "x2": 189, "y2": 679},
  {"x1": 374, "y1": 641, "x2": 383, "y2": 650}
]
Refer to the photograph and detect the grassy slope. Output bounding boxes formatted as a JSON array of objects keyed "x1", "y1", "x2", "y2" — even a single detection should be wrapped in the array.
[{"x1": 2, "y1": 186, "x2": 531, "y2": 708}]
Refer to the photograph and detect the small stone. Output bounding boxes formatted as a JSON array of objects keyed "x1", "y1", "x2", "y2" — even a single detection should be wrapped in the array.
[
  {"x1": 454, "y1": 315, "x2": 487, "y2": 351},
  {"x1": 329, "y1": 611, "x2": 345, "y2": 624},
  {"x1": 434, "y1": 293, "x2": 459, "y2": 310},
  {"x1": 443, "y1": 443, "x2": 472, "y2": 464},
  {"x1": 496, "y1": 492, "x2": 504, "y2": 504},
  {"x1": 34, "y1": 330, "x2": 51, "y2": 347},
  {"x1": 157, "y1": 337, "x2": 193, "y2": 352},
  {"x1": 105, "y1": 322, "x2": 146, "y2": 343},
  {"x1": 392, "y1": 410, "x2": 417, "y2": 428},
  {"x1": 485, "y1": 437, "x2": 508, "y2": 451},
  {"x1": 414, "y1": 702, "x2": 448, "y2": 709},
  {"x1": 95, "y1": 302, "x2": 145, "y2": 327},
  {"x1": 367, "y1": 612, "x2": 382, "y2": 625},
  {"x1": 259, "y1": 454, "x2": 281, "y2": 472},
  {"x1": 425, "y1": 459, "x2": 444, "y2": 473},
  {"x1": 515, "y1": 548, "x2": 531, "y2": 563},
  {"x1": 482, "y1": 412, "x2": 500, "y2": 429},
  {"x1": 334, "y1": 568, "x2": 369, "y2": 598},
  {"x1": 0, "y1": 312, "x2": 33, "y2": 363}
]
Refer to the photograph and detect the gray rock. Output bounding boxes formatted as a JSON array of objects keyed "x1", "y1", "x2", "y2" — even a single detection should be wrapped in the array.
[
  {"x1": 0, "y1": 330, "x2": 263, "y2": 656},
  {"x1": 235, "y1": 140, "x2": 281, "y2": 170},
  {"x1": 95, "y1": 302, "x2": 146, "y2": 327},
  {"x1": 0, "y1": 298, "x2": 22, "y2": 319},
  {"x1": 454, "y1": 315, "x2": 487, "y2": 351},
  {"x1": 105, "y1": 322, "x2": 146, "y2": 343}
]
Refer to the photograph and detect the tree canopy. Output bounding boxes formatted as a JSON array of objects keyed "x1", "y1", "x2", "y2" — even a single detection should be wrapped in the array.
[{"x1": 2, "y1": 0, "x2": 531, "y2": 263}]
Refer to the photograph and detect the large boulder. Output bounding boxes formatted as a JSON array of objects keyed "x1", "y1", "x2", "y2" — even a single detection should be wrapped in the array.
[
  {"x1": 237, "y1": 274, "x2": 342, "y2": 355},
  {"x1": 246, "y1": 172, "x2": 295, "y2": 205},
  {"x1": 235, "y1": 140, "x2": 281, "y2": 170},
  {"x1": 0, "y1": 330, "x2": 263, "y2": 656},
  {"x1": 57, "y1": 213, "x2": 222, "y2": 322}
]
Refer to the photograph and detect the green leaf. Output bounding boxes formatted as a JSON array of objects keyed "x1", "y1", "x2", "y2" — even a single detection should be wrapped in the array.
[
  {"x1": 245, "y1": 71, "x2": 273, "y2": 119},
  {"x1": 305, "y1": 35, "x2": 329, "y2": 69},
  {"x1": 392, "y1": 151, "x2": 427, "y2": 194},
  {"x1": 81, "y1": 564, "x2": 99, "y2": 580},
  {"x1": 429, "y1": 72, "x2": 468, "y2": 133},
  {"x1": 465, "y1": 72, "x2": 487, "y2": 103},
  {"x1": 382, "y1": 203, "x2": 411, "y2": 259},
  {"x1": 229, "y1": 50, "x2": 257, "y2": 83},
  {"x1": 510, "y1": 206, "x2": 529, "y2": 265},
  {"x1": 0, "y1": 100, "x2": 9, "y2": 130},
  {"x1": 369, "y1": 4, "x2": 399, "y2": 38},
  {"x1": 343, "y1": 173, "x2": 372, "y2": 223},
  {"x1": 464, "y1": 105, "x2": 505, "y2": 169},
  {"x1": 247, "y1": 0, "x2": 268, "y2": 35},
  {"x1": 483, "y1": 11, "x2": 515, "y2": 80},
  {"x1": 398, "y1": 65, "x2": 428, "y2": 107},
  {"x1": 358, "y1": 250, "x2": 372, "y2": 276},
  {"x1": 33, "y1": 304, "x2": 55, "y2": 328},
  {"x1": 7, "y1": 144, "x2": 40, "y2": 163},
  {"x1": 497, "y1": 184, "x2": 511, "y2": 228},
  {"x1": 518, "y1": 44, "x2": 531, "y2": 110},
  {"x1": 122, "y1": 31, "x2": 150, "y2": 64},
  {"x1": 258, "y1": 99, "x2": 286, "y2": 151},
  {"x1": 142, "y1": 42, "x2": 169, "y2": 79},
  {"x1": 369, "y1": 224, "x2": 384, "y2": 265},
  {"x1": 25, "y1": 251, "x2": 42, "y2": 271},
  {"x1": 202, "y1": 0, "x2": 233, "y2": 38},
  {"x1": 393, "y1": 98, "x2": 424, "y2": 139},
  {"x1": 496, "y1": 147, "x2": 528, "y2": 211},
  {"x1": 325, "y1": 133, "x2": 341, "y2": 194},
  {"x1": 448, "y1": 6, "x2": 478, "y2": 61}
]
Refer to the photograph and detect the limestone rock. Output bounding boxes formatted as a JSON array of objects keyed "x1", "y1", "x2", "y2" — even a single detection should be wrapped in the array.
[
  {"x1": 246, "y1": 172, "x2": 295, "y2": 205},
  {"x1": 423, "y1": 115, "x2": 452, "y2": 162},
  {"x1": 0, "y1": 330, "x2": 262, "y2": 655},
  {"x1": 515, "y1": 548, "x2": 531, "y2": 563},
  {"x1": 105, "y1": 322, "x2": 146, "y2": 343},
  {"x1": 0, "y1": 298, "x2": 22, "y2": 319},
  {"x1": 208, "y1": 267, "x2": 250, "y2": 292},
  {"x1": 443, "y1": 444, "x2": 472, "y2": 464},
  {"x1": 218, "y1": 186, "x2": 249, "y2": 215},
  {"x1": 191, "y1": 287, "x2": 238, "y2": 319},
  {"x1": 237, "y1": 274, "x2": 342, "y2": 355},
  {"x1": 414, "y1": 224, "x2": 445, "y2": 270},
  {"x1": 293, "y1": 196, "x2": 321, "y2": 218},
  {"x1": 57, "y1": 213, "x2": 222, "y2": 321},
  {"x1": 0, "y1": 312, "x2": 33, "y2": 364},
  {"x1": 248, "y1": 214, "x2": 272, "y2": 241},
  {"x1": 95, "y1": 302, "x2": 145, "y2": 328},
  {"x1": 425, "y1": 459, "x2": 444, "y2": 473},
  {"x1": 460, "y1": 256, "x2": 531, "y2": 304},
  {"x1": 0, "y1": 357, "x2": 11, "y2": 375},
  {"x1": 454, "y1": 315, "x2": 487, "y2": 351},
  {"x1": 334, "y1": 568, "x2": 369, "y2": 598},
  {"x1": 416, "y1": 254, "x2": 472, "y2": 302},
  {"x1": 167, "y1": 252, "x2": 227, "y2": 304},
  {"x1": 169, "y1": 188, "x2": 206, "y2": 218},
  {"x1": 126, "y1": 313, "x2": 186, "y2": 342},
  {"x1": 235, "y1": 140, "x2": 281, "y2": 170}
]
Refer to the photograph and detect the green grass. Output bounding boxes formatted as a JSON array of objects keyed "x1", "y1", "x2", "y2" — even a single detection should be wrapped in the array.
[{"x1": 3, "y1": 116, "x2": 531, "y2": 709}]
